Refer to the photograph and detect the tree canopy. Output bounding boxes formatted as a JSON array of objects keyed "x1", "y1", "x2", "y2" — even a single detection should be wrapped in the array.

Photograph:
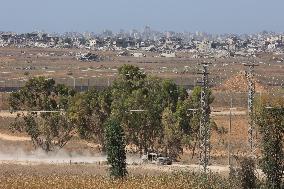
[
  {"x1": 9, "y1": 77, "x2": 75, "y2": 152},
  {"x1": 9, "y1": 65, "x2": 215, "y2": 161}
]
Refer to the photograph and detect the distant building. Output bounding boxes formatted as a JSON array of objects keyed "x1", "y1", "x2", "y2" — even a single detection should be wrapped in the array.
[{"x1": 89, "y1": 39, "x2": 97, "y2": 47}]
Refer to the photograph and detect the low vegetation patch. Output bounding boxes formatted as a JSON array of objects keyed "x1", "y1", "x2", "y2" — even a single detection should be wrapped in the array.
[{"x1": 0, "y1": 172, "x2": 239, "y2": 189}]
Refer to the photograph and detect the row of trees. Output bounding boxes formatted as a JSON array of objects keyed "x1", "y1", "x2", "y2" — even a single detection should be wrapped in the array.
[
  {"x1": 9, "y1": 65, "x2": 215, "y2": 159},
  {"x1": 8, "y1": 64, "x2": 284, "y2": 183}
]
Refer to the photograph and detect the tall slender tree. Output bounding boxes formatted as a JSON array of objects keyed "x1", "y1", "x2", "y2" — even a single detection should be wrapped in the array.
[{"x1": 105, "y1": 117, "x2": 127, "y2": 178}]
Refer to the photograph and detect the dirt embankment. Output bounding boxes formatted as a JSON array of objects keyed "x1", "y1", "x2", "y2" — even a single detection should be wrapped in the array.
[{"x1": 217, "y1": 71, "x2": 266, "y2": 92}]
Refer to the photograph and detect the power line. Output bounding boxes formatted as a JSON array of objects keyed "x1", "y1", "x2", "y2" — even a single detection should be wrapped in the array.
[
  {"x1": 197, "y1": 62, "x2": 211, "y2": 172},
  {"x1": 244, "y1": 63, "x2": 258, "y2": 154}
]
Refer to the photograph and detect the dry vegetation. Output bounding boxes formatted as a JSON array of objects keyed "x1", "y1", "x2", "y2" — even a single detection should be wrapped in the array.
[
  {"x1": 0, "y1": 47, "x2": 283, "y2": 88},
  {"x1": 0, "y1": 164, "x2": 238, "y2": 189}
]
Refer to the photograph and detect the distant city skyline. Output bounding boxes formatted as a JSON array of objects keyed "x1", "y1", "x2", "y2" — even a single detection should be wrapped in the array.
[{"x1": 1, "y1": 0, "x2": 284, "y2": 34}]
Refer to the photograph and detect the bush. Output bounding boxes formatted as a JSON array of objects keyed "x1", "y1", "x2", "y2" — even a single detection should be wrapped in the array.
[{"x1": 239, "y1": 157, "x2": 258, "y2": 189}]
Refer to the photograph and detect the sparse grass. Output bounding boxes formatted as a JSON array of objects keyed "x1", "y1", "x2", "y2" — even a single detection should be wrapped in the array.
[
  {"x1": 0, "y1": 170, "x2": 237, "y2": 189},
  {"x1": 0, "y1": 47, "x2": 283, "y2": 89}
]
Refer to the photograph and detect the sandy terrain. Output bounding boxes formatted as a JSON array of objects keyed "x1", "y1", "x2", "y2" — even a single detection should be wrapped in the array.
[
  {"x1": 0, "y1": 133, "x2": 30, "y2": 141},
  {"x1": 0, "y1": 47, "x2": 283, "y2": 90}
]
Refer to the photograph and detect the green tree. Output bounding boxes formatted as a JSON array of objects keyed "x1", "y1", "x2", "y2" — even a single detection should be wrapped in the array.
[
  {"x1": 161, "y1": 80, "x2": 179, "y2": 111},
  {"x1": 239, "y1": 157, "x2": 258, "y2": 189},
  {"x1": 178, "y1": 86, "x2": 214, "y2": 158},
  {"x1": 9, "y1": 77, "x2": 75, "y2": 152},
  {"x1": 68, "y1": 88, "x2": 112, "y2": 151},
  {"x1": 117, "y1": 64, "x2": 146, "y2": 82},
  {"x1": 255, "y1": 97, "x2": 284, "y2": 189},
  {"x1": 111, "y1": 65, "x2": 156, "y2": 154},
  {"x1": 105, "y1": 117, "x2": 127, "y2": 178},
  {"x1": 161, "y1": 107, "x2": 183, "y2": 159},
  {"x1": 174, "y1": 98, "x2": 198, "y2": 156},
  {"x1": 112, "y1": 65, "x2": 194, "y2": 157}
]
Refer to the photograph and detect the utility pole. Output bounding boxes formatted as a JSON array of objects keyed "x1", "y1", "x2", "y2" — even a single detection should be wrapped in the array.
[
  {"x1": 244, "y1": 63, "x2": 258, "y2": 154},
  {"x1": 228, "y1": 96, "x2": 236, "y2": 168},
  {"x1": 197, "y1": 62, "x2": 211, "y2": 172}
]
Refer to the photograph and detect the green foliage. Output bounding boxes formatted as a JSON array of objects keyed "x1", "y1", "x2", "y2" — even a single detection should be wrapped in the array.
[
  {"x1": 255, "y1": 100, "x2": 284, "y2": 189},
  {"x1": 161, "y1": 107, "x2": 183, "y2": 159},
  {"x1": 117, "y1": 64, "x2": 146, "y2": 81},
  {"x1": 8, "y1": 65, "x2": 216, "y2": 161},
  {"x1": 111, "y1": 65, "x2": 191, "y2": 155},
  {"x1": 111, "y1": 65, "x2": 216, "y2": 158},
  {"x1": 68, "y1": 88, "x2": 112, "y2": 151},
  {"x1": 9, "y1": 77, "x2": 75, "y2": 152},
  {"x1": 175, "y1": 99, "x2": 192, "y2": 135},
  {"x1": 189, "y1": 86, "x2": 214, "y2": 109},
  {"x1": 161, "y1": 79, "x2": 179, "y2": 111},
  {"x1": 176, "y1": 86, "x2": 214, "y2": 156},
  {"x1": 105, "y1": 117, "x2": 127, "y2": 178},
  {"x1": 9, "y1": 77, "x2": 74, "y2": 111},
  {"x1": 239, "y1": 157, "x2": 258, "y2": 189},
  {"x1": 112, "y1": 66, "x2": 155, "y2": 153},
  {"x1": 68, "y1": 93, "x2": 93, "y2": 139}
]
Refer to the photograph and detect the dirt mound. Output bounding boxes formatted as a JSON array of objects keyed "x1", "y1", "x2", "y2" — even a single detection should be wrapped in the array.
[{"x1": 217, "y1": 71, "x2": 266, "y2": 92}]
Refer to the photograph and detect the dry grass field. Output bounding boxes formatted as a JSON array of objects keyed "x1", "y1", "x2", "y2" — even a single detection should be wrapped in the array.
[
  {"x1": 0, "y1": 164, "x2": 238, "y2": 189},
  {"x1": 0, "y1": 47, "x2": 283, "y2": 89}
]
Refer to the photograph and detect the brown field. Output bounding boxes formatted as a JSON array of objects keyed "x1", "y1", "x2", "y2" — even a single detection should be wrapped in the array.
[
  {"x1": 0, "y1": 47, "x2": 284, "y2": 89},
  {"x1": 0, "y1": 164, "x2": 238, "y2": 189}
]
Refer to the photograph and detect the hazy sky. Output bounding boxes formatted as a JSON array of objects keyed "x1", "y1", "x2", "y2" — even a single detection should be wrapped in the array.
[{"x1": 0, "y1": 0, "x2": 283, "y2": 34}]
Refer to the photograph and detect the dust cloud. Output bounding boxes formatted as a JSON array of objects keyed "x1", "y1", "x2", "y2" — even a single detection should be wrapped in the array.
[
  {"x1": 0, "y1": 147, "x2": 107, "y2": 164},
  {"x1": 0, "y1": 146, "x2": 142, "y2": 165}
]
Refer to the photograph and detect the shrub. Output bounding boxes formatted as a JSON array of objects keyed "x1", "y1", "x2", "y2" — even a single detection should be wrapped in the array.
[{"x1": 239, "y1": 157, "x2": 258, "y2": 189}]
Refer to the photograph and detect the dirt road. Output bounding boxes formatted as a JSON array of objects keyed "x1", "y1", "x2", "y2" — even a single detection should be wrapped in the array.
[
  {"x1": 0, "y1": 110, "x2": 17, "y2": 118},
  {"x1": 211, "y1": 110, "x2": 247, "y2": 116},
  {"x1": 0, "y1": 133, "x2": 30, "y2": 141}
]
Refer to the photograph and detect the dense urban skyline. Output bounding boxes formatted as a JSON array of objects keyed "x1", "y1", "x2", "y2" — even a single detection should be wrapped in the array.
[{"x1": 1, "y1": 0, "x2": 284, "y2": 34}]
